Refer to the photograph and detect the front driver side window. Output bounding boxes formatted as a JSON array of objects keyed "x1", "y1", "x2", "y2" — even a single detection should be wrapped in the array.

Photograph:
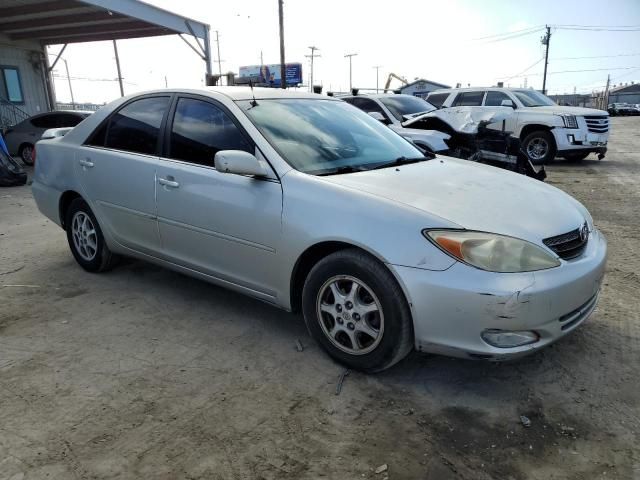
[{"x1": 168, "y1": 98, "x2": 253, "y2": 166}]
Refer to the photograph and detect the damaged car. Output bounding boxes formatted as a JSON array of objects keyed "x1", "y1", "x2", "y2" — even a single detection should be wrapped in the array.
[
  {"x1": 427, "y1": 87, "x2": 609, "y2": 164},
  {"x1": 341, "y1": 93, "x2": 450, "y2": 154},
  {"x1": 346, "y1": 92, "x2": 545, "y2": 179},
  {"x1": 32, "y1": 87, "x2": 607, "y2": 372}
]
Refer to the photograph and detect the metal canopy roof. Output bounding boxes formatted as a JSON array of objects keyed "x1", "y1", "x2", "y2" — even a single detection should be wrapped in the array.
[{"x1": 0, "y1": 0, "x2": 209, "y2": 45}]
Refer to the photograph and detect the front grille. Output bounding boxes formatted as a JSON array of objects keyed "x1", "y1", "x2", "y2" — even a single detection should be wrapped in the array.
[
  {"x1": 543, "y1": 224, "x2": 589, "y2": 260},
  {"x1": 583, "y1": 115, "x2": 609, "y2": 134}
]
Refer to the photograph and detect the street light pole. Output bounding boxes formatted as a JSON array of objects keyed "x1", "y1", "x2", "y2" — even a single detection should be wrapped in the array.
[
  {"x1": 305, "y1": 46, "x2": 320, "y2": 92},
  {"x1": 63, "y1": 59, "x2": 75, "y2": 109},
  {"x1": 344, "y1": 53, "x2": 357, "y2": 91},
  {"x1": 373, "y1": 65, "x2": 382, "y2": 93},
  {"x1": 278, "y1": 0, "x2": 286, "y2": 89}
]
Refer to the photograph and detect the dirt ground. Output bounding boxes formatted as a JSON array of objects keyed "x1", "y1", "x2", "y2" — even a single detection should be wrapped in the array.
[{"x1": 1, "y1": 117, "x2": 639, "y2": 480}]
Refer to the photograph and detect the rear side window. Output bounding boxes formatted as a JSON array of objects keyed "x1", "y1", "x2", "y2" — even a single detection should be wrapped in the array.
[
  {"x1": 427, "y1": 92, "x2": 450, "y2": 108},
  {"x1": 452, "y1": 91, "x2": 485, "y2": 106},
  {"x1": 484, "y1": 91, "x2": 512, "y2": 106},
  {"x1": 56, "y1": 113, "x2": 85, "y2": 127},
  {"x1": 168, "y1": 97, "x2": 252, "y2": 166},
  {"x1": 88, "y1": 96, "x2": 169, "y2": 154},
  {"x1": 31, "y1": 114, "x2": 59, "y2": 129}
]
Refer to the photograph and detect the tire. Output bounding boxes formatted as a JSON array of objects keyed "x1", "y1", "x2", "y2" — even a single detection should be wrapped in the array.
[
  {"x1": 65, "y1": 198, "x2": 119, "y2": 272},
  {"x1": 18, "y1": 143, "x2": 34, "y2": 166},
  {"x1": 522, "y1": 130, "x2": 556, "y2": 165},
  {"x1": 302, "y1": 249, "x2": 413, "y2": 373},
  {"x1": 564, "y1": 151, "x2": 590, "y2": 162}
]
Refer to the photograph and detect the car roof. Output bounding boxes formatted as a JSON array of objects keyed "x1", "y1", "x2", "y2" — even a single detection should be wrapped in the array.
[
  {"x1": 341, "y1": 93, "x2": 418, "y2": 100},
  {"x1": 203, "y1": 87, "x2": 337, "y2": 101},
  {"x1": 429, "y1": 87, "x2": 537, "y2": 94}
]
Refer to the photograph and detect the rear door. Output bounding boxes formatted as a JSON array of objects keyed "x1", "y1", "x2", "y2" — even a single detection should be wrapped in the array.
[
  {"x1": 76, "y1": 95, "x2": 170, "y2": 255},
  {"x1": 155, "y1": 95, "x2": 283, "y2": 298}
]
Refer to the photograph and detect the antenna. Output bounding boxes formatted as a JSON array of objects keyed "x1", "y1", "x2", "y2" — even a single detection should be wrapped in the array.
[{"x1": 249, "y1": 79, "x2": 259, "y2": 107}]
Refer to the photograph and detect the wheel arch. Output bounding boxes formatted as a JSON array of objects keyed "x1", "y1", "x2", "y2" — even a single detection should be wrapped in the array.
[
  {"x1": 289, "y1": 241, "x2": 389, "y2": 313},
  {"x1": 59, "y1": 190, "x2": 83, "y2": 230},
  {"x1": 519, "y1": 124, "x2": 555, "y2": 145}
]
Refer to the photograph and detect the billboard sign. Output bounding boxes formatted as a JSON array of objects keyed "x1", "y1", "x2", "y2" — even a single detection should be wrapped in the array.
[{"x1": 239, "y1": 63, "x2": 303, "y2": 87}]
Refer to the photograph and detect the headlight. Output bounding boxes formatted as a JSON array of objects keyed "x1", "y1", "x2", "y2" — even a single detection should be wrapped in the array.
[
  {"x1": 424, "y1": 230, "x2": 561, "y2": 273},
  {"x1": 559, "y1": 114, "x2": 578, "y2": 129}
]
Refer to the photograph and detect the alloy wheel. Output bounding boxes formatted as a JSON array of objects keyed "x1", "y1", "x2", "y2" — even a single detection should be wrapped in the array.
[
  {"x1": 316, "y1": 275, "x2": 384, "y2": 355},
  {"x1": 71, "y1": 211, "x2": 98, "y2": 261}
]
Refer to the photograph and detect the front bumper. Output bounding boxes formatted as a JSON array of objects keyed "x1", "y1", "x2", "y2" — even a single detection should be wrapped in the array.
[
  {"x1": 553, "y1": 127, "x2": 609, "y2": 155},
  {"x1": 390, "y1": 229, "x2": 607, "y2": 360}
]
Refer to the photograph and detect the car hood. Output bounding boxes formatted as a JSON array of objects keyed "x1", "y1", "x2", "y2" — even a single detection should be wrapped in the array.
[
  {"x1": 321, "y1": 157, "x2": 587, "y2": 243},
  {"x1": 517, "y1": 105, "x2": 608, "y2": 116}
]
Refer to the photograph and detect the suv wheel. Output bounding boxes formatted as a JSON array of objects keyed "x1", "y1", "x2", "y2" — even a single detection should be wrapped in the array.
[
  {"x1": 522, "y1": 130, "x2": 556, "y2": 165},
  {"x1": 65, "y1": 198, "x2": 119, "y2": 272},
  {"x1": 18, "y1": 143, "x2": 35, "y2": 166},
  {"x1": 302, "y1": 249, "x2": 413, "y2": 373}
]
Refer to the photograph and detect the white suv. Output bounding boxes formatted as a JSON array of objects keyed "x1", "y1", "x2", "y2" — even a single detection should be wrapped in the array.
[{"x1": 427, "y1": 88, "x2": 609, "y2": 164}]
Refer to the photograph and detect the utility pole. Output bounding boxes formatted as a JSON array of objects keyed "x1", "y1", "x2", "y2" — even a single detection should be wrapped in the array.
[
  {"x1": 112, "y1": 40, "x2": 124, "y2": 97},
  {"x1": 344, "y1": 52, "x2": 357, "y2": 91},
  {"x1": 305, "y1": 46, "x2": 320, "y2": 92},
  {"x1": 604, "y1": 74, "x2": 611, "y2": 110},
  {"x1": 278, "y1": 0, "x2": 286, "y2": 89},
  {"x1": 373, "y1": 65, "x2": 382, "y2": 93},
  {"x1": 214, "y1": 30, "x2": 223, "y2": 84},
  {"x1": 62, "y1": 58, "x2": 75, "y2": 109},
  {"x1": 541, "y1": 25, "x2": 551, "y2": 94}
]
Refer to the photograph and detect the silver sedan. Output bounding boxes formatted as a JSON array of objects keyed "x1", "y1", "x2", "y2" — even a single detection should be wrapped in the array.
[{"x1": 31, "y1": 87, "x2": 607, "y2": 372}]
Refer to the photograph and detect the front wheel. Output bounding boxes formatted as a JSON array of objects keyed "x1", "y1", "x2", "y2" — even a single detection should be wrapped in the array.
[
  {"x1": 302, "y1": 249, "x2": 414, "y2": 373},
  {"x1": 522, "y1": 130, "x2": 556, "y2": 165}
]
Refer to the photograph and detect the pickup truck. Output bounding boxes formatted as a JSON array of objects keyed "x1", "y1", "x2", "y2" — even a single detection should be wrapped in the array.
[{"x1": 427, "y1": 87, "x2": 609, "y2": 164}]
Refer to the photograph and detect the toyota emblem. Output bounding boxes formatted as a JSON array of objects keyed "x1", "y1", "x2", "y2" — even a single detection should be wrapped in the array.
[{"x1": 580, "y1": 223, "x2": 589, "y2": 242}]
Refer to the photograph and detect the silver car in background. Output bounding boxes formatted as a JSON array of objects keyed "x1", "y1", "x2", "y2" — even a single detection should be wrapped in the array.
[
  {"x1": 31, "y1": 87, "x2": 607, "y2": 372},
  {"x1": 4, "y1": 110, "x2": 91, "y2": 165}
]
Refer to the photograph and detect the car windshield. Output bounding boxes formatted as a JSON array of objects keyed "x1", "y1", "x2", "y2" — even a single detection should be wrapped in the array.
[
  {"x1": 378, "y1": 95, "x2": 436, "y2": 121},
  {"x1": 238, "y1": 98, "x2": 424, "y2": 175},
  {"x1": 512, "y1": 90, "x2": 556, "y2": 107}
]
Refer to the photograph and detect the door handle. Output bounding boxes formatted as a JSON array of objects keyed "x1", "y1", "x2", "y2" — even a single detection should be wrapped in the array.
[
  {"x1": 79, "y1": 159, "x2": 94, "y2": 168},
  {"x1": 158, "y1": 177, "x2": 179, "y2": 188}
]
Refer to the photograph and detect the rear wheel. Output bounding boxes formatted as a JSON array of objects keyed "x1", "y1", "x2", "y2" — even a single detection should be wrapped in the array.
[
  {"x1": 302, "y1": 249, "x2": 413, "y2": 372},
  {"x1": 65, "y1": 198, "x2": 119, "y2": 272},
  {"x1": 522, "y1": 130, "x2": 556, "y2": 165},
  {"x1": 18, "y1": 143, "x2": 34, "y2": 166}
]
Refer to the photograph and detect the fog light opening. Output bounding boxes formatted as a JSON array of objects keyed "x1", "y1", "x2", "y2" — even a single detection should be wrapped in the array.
[
  {"x1": 481, "y1": 329, "x2": 539, "y2": 348},
  {"x1": 567, "y1": 134, "x2": 575, "y2": 144}
]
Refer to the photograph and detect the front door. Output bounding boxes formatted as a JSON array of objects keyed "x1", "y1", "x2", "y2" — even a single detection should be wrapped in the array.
[
  {"x1": 76, "y1": 95, "x2": 171, "y2": 255},
  {"x1": 155, "y1": 96, "x2": 283, "y2": 298}
]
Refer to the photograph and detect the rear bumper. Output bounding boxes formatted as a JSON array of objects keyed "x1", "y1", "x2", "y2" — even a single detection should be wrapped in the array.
[
  {"x1": 31, "y1": 180, "x2": 63, "y2": 227},
  {"x1": 390, "y1": 229, "x2": 607, "y2": 360}
]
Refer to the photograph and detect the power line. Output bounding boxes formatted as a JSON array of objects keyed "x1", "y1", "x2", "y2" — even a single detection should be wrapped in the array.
[
  {"x1": 554, "y1": 25, "x2": 640, "y2": 32},
  {"x1": 506, "y1": 65, "x2": 640, "y2": 79},
  {"x1": 481, "y1": 28, "x2": 545, "y2": 43},
  {"x1": 498, "y1": 57, "x2": 544, "y2": 81},
  {"x1": 471, "y1": 25, "x2": 544, "y2": 41},
  {"x1": 552, "y1": 52, "x2": 640, "y2": 60}
]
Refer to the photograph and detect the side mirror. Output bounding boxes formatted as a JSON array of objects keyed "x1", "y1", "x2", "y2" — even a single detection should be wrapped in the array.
[
  {"x1": 501, "y1": 99, "x2": 515, "y2": 108},
  {"x1": 367, "y1": 111, "x2": 387, "y2": 123},
  {"x1": 214, "y1": 150, "x2": 268, "y2": 177}
]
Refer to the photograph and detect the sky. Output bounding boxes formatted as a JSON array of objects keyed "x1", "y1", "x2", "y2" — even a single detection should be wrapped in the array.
[{"x1": 48, "y1": 0, "x2": 640, "y2": 104}]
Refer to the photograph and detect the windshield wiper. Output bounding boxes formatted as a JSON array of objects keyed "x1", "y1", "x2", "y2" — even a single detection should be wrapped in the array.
[
  {"x1": 371, "y1": 155, "x2": 432, "y2": 170},
  {"x1": 316, "y1": 165, "x2": 364, "y2": 176}
]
